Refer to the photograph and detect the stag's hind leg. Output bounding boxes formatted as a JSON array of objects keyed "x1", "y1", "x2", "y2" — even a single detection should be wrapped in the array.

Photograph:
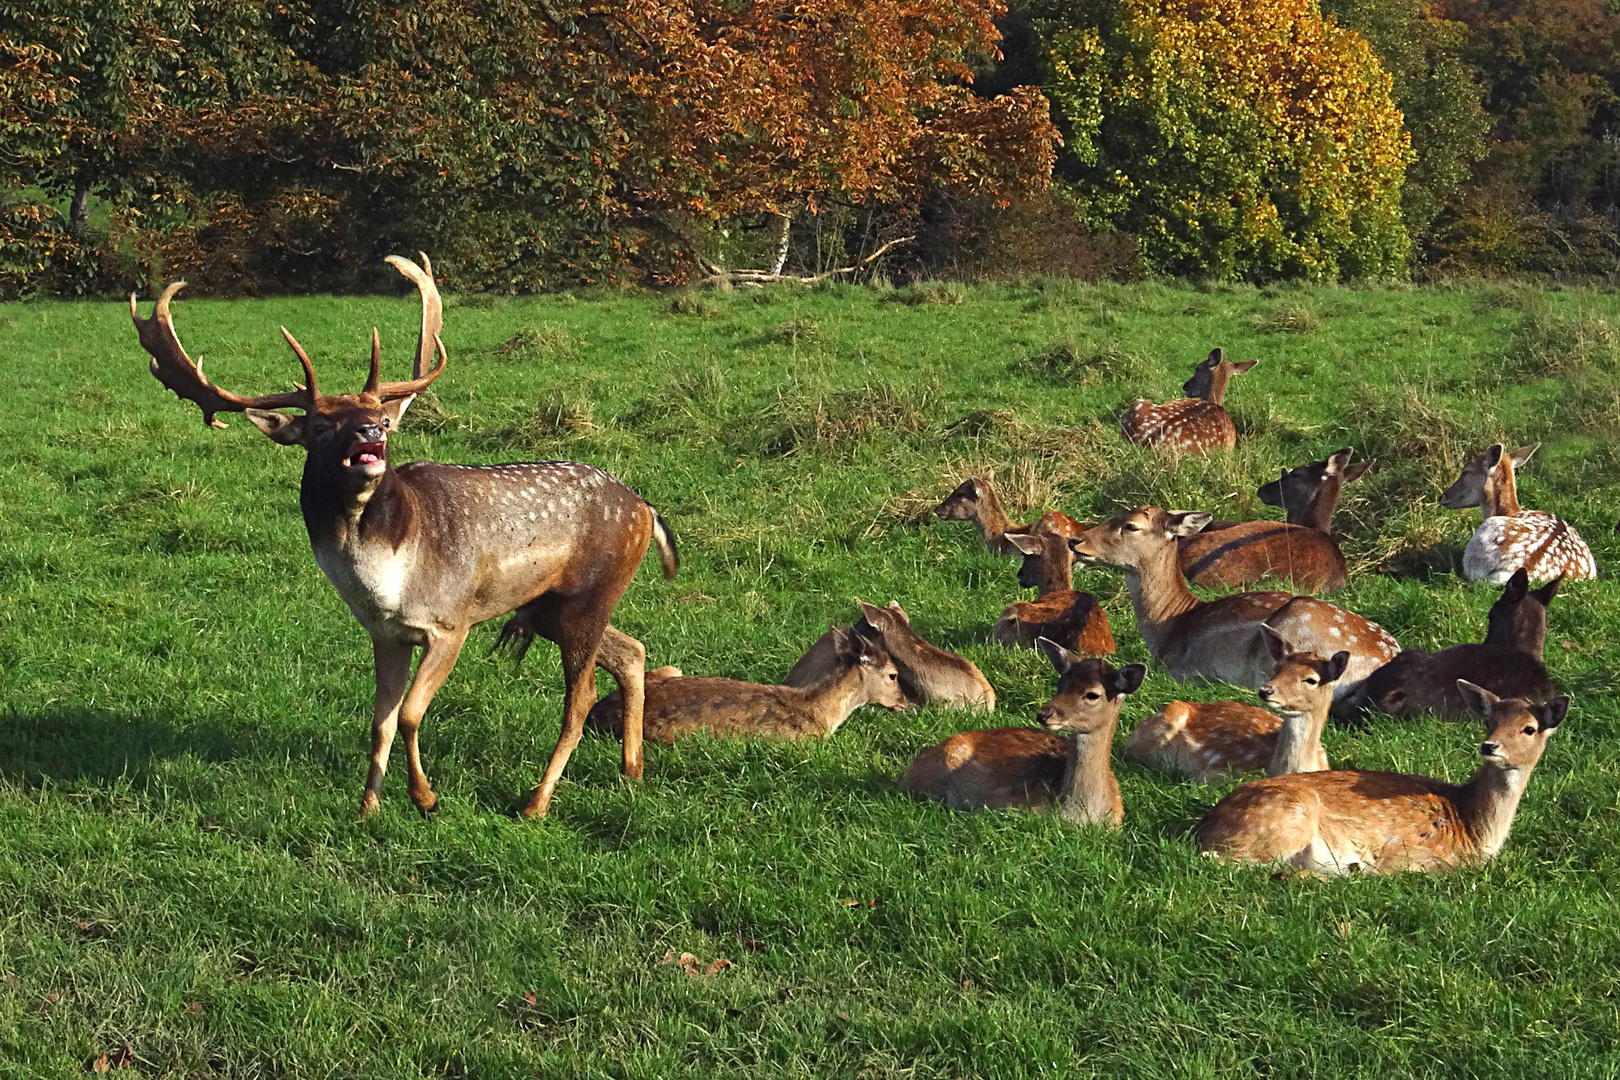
[
  {"x1": 521, "y1": 599, "x2": 609, "y2": 820},
  {"x1": 594, "y1": 625, "x2": 647, "y2": 780}
]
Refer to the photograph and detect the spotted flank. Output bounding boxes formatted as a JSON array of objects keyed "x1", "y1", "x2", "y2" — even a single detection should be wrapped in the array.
[
  {"x1": 1121, "y1": 397, "x2": 1235, "y2": 455},
  {"x1": 1464, "y1": 511, "x2": 1597, "y2": 584}
]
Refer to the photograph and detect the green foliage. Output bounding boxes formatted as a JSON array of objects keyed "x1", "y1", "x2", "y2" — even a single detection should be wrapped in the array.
[{"x1": 1031, "y1": 0, "x2": 1415, "y2": 281}]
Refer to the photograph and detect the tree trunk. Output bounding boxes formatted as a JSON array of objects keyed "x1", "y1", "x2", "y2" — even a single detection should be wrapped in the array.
[
  {"x1": 767, "y1": 212, "x2": 791, "y2": 276},
  {"x1": 68, "y1": 179, "x2": 92, "y2": 235}
]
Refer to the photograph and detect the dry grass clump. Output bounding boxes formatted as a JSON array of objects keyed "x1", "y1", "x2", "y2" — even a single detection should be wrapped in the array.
[
  {"x1": 1508, "y1": 303, "x2": 1620, "y2": 379},
  {"x1": 748, "y1": 317, "x2": 821, "y2": 347},
  {"x1": 667, "y1": 291, "x2": 721, "y2": 318},
  {"x1": 1255, "y1": 304, "x2": 1322, "y2": 334},
  {"x1": 495, "y1": 323, "x2": 583, "y2": 360},
  {"x1": 749, "y1": 381, "x2": 934, "y2": 458},
  {"x1": 1021, "y1": 340, "x2": 1152, "y2": 387},
  {"x1": 398, "y1": 390, "x2": 456, "y2": 435},
  {"x1": 507, "y1": 389, "x2": 598, "y2": 450},
  {"x1": 885, "y1": 280, "x2": 967, "y2": 307}
]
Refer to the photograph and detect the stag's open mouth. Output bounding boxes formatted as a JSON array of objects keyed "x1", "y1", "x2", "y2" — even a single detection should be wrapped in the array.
[{"x1": 344, "y1": 441, "x2": 387, "y2": 469}]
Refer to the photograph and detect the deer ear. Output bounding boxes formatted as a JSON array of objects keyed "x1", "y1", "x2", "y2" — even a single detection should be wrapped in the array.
[
  {"x1": 1006, "y1": 533, "x2": 1043, "y2": 556},
  {"x1": 856, "y1": 601, "x2": 892, "y2": 629},
  {"x1": 1342, "y1": 458, "x2": 1377, "y2": 483},
  {"x1": 1112, "y1": 663, "x2": 1147, "y2": 697},
  {"x1": 1324, "y1": 448, "x2": 1353, "y2": 476},
  {"x1": 1230, "y1": 359, "x2": 1258, "y2": 373},
  {"x1": 245, "y1": 409, "x2": 306, "y2": 445},
  {"x1": 1165, "y1": 511, "x2": 1214, "y2": 538},
  {"x1": 1483, "y1": 444, "x2": 1505, "y2": 470},
  {"x1": 1534, "y1": 576, "x2": 1562, "y2": 605},
  {"x1": 1456, "y1": 679, "x2": 1500, "y2": 717},
  {"x1": 1036, "y1": 636, "x2": 1077, "y2": 676},
  {"x1": 1503, "y1": 568, "x2": 1530, "y2": 603},
  {"x1": 383, "y1": 394, "x2": 416, "y2": 425},
  {"x1": 1539, "y1": 696, "x2": 1569, "y2": 731},
  {"x1": 1324, "y1": 651, "x2": 1351, "y2": 684},
  {"x1": 1203, "y1": 348, "x2": 1223, "y2": 366},
  {"x1": 1259, "y1": 623, "x2": 1290, "y2": 664},
  {"x1": 1510, "y1": 443, "x2": 1540, "y2": 468}
]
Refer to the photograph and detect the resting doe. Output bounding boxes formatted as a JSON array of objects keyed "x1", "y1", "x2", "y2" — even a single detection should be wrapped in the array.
[
  {"x1": 1122, "y1": 348, "x2": 1256, "y2": 455},
  {"x1": 784, "y1": 601, "x2": 995, "y2": 712}
]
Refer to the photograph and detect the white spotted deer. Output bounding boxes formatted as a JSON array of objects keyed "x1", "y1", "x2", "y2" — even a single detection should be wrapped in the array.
[
  {"x1": 1068, "y1": 508, "x2": 1399, "y2": 705},
  {"x1": 1177, "y1": 448, "x2": 1375, "y2": 592},
  {"x1": 1124, "y1": 626, "x2": 1345, "y2": 783},
  {"x1": 1440, "y1": 443, "x2": 1596, "y2": 584},
  {"x1": 898, "y1": 643, "x2": 1145, "y2": 825},
  {"x1": 995, "y1": 531, "x2": 1116, "y2": 656},
  {"x1": 1122, "y1": 348, "x2": 1256, "y2": 455},
  {"x1": 129, "y1": 254, "x2": 677, "y2": 820},
  {"x1": 1197, "y1": 682, "x2": 1569, "y2": 875}
]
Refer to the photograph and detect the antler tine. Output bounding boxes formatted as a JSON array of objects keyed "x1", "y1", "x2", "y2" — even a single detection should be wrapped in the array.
[
  {"x1": 363, "y1": 327, "x2": 382, "y2": 395},
  {"x1": 278, "y1": 326, "x2": 320, "y2": 402},
  {"x1": 130, "y1": 282, "x2": 310, "y2": 427},
  {"x1": 383, "y1": 252, "x2": 442, "y2": 379}
]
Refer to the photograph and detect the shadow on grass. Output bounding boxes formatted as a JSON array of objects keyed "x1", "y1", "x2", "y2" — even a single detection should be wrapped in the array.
[
  {"x1": 1379, "y1": 542, "x2": 1465, "y2": 582},
  {"x1": 0, "y1": 706, "x2": 350, "y2": 788}
]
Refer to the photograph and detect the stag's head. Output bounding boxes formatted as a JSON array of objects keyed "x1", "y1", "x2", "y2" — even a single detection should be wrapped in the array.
[{"x1": 129, "y1": 254, "x2": 446, "y2": 496}]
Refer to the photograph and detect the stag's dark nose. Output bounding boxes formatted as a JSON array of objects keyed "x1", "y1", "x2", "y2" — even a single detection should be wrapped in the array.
[{"x1": 356, "y1": 423, "x2": 386, "y2": 444}]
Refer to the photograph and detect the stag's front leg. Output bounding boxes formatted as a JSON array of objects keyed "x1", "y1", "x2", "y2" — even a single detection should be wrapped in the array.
[
  {"x1": 394, "y1": 627, "x2": 470, "y2": 816},
  {"x1": 595, "y1": 624, "x2": 647, "y2": 780},
  {"x1": 362, "y1": 638, "x2": 414, "y2": 819}
]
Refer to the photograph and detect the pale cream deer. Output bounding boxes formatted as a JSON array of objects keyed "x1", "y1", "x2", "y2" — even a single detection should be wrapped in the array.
[{"x1": 1441, "y1": 443, "x2": 1596, "y2": 584}]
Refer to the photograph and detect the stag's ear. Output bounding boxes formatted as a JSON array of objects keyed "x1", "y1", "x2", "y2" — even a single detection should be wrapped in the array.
[
  {"x1": 1534, "y1": 577, "x2": 1562, "y2": 605},
  {"x1": 1539, "y1": 696, "x2": 1569, "y2": 732},
  {"x1": 1112, "y1": 663, "x2": 1147, "y2": 698},
  {"x1": 1343, "y1": 457, "x2": 1378, "y2": 483},
  {"x1": 245, "y1": 409, "x2": 306, "y2": 445},
  {"x1": 1510, "y1": 443, "x2": 1540, "y2": 468},
  {"x1": 856, "y1": 601, "x2": 894, "y2": 630},
  {"x1": 1456, "y1": 679, "x2": 1500, "y2": 718},
  {"x1": 1323, "y1": 651, "x2": 1351, "y2": 684},
  {"x1": 1164, "y1": 511, "x2": 1214, "y2": 537},
  {"x1": 1036, "y1": 636, "x2": 1078, "y2": 677},
  {"x1": 1230, "y1": 359, "x2": 1259, "y2": 374},
  {"x1": 382, "y1": 394, "x2": 416, "y2": 425}
]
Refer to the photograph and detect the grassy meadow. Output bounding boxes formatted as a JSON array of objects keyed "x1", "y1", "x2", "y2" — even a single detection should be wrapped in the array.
[{"x1": 2, "y1": 277, "x2": 1620, "y2": 1077}]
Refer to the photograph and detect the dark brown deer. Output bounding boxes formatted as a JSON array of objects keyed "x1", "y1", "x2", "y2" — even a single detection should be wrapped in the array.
[
  {"x1": 1121, "y1": 348, "x2": 1256, "y2": 455},
  {"x1": 897, "y1": 643, "x2": 1145, "y2": 825},
  {"x1": 1352, "y1": 569, "x2": 1559, "y2": 720},
  {"x1": 784, "y1": 601, "x2": 996, "y2": 712},
  {"x1": 1177, "y1": 448, "x2": 1376, "y2": 592},
  {"x1": 995, "y1": 531, "x2": 1116, "y2": 656},
  {"x1": 129, "y1": 255, "x2": 677, "y2": 820},
  {"x1": 933, "y1": 477, "x2": 1084, "y2": 556}
]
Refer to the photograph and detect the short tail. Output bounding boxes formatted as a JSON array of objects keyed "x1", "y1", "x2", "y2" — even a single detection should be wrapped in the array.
[{"x1": 651, "y1": 510, "x2": 678, "y2": 580}]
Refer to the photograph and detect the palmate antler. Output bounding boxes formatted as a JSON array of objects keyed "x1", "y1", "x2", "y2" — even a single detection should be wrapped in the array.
[{"x1": 129, "y1": 253, "x2": 447, "y2": 428}]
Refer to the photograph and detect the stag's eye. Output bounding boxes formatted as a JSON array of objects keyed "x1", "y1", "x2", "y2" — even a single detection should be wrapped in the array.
[{"x1": 382, "y1": 417, "x2": 392, "y2": 428}]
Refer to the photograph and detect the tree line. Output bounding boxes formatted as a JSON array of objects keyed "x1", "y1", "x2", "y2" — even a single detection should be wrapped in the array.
[{"x1": 2, "y1": 0, "x2": 1616, "y2": 296}]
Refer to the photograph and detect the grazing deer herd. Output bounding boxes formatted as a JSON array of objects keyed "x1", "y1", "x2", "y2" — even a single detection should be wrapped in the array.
[{"x1": 126, "y1": 253, "x2": 1597, "y2": 879}]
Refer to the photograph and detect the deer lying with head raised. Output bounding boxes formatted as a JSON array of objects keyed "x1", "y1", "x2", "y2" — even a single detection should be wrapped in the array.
[
  {"x1": 898, "y1": 642, "x2": 1145, "y2": 825},
  {"x1": 933, "y1": 477, "x2": 1084, "y2": 556},
  {"x1": 784, "y1": 601, "x2": 996, "y2": 712},
  {"x1": 1068, "y1": 508, "x2": 1398, "y2": 704},
  {"x1": 587, "y1": 625, "x2": 906, "y2": 742},
  {"x1": 1177, "y1": 448, "x2": 1375, "y2": 592},
  {"x1": 1441, "y1": 443, "x2": 1596, "y2": 584},
  {"x1": 1124, "y1": 626, "x2": 1345, "y2": 783},
  {"x1": 1197, "y1": 682, "x2": 1569, "y2": 875},
  {"x1": 1353, "y1": 569, "x2": 1559, "y2": 721},
  {"x1": 129, "y1": 255, "x2": 676, "y2": 820},
  {"x1": 995, "y1": 531, "x2": 1116, "y2": 656},
  {"x1": 1122, "y1": 348, "x2": 1256, "y2": 455}
]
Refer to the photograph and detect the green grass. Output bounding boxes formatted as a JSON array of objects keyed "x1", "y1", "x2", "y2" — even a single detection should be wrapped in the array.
[{"x1": 2, "y1": 278, "x2": 1619, "y2": 1077}]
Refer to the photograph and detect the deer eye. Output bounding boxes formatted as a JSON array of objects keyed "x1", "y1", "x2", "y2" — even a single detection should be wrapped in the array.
[
  {"x1": 1304, "y1": 678, "x2": 1318, "y2": 686},
  {"x1": 1085, "y1": 691, "x2": 1102, "y2": 701},
  {"x1": 382, "y1": 417, "x2": 392, "y2": 428},
  {"x1": 1122, "y1": 523, "x2": 1141, "y2": 533},
  {"x1": 1522, "y1": 725, "x2": 1536, "y2": 736}
]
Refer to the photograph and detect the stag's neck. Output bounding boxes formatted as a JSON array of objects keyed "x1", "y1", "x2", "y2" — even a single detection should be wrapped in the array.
[
  {"x1": 1482, "y1": 469, "x2": 1521, "y2": 519},
  {"x1": 1123, "y1": 547, "x2": 1201, "y2": 653},
  {"x1": 300, "y1": 460, "x2": 415, "y2": 553},
  {"x1": 1267, "y1": 706, "x2": 1328, "y2": 776},
  {"x1": 797, "y1": 664, "x2": 871, "y2": 736},
  {"x1": 1457, "y1": 764, "x2": 1535, "y2": 859},
  {"x1": 1058, "y1": 729, "x2": 1122, "y2": 826},
  {"x1": 1289, "y1": 480, "x2": 1341, "y2": 533}
]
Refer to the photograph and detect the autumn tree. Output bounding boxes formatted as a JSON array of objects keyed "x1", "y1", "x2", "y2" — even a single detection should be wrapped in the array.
[{"x1": 1031, "y1": 0, "x2": 1414, "y2": 280}]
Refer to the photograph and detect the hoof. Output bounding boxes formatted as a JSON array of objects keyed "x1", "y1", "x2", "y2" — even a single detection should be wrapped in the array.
[
  {"x1": 622, "y1": 760, "x2": 644, "y2": 781},
  {"x1": 359, "y1": 793, "x2": 381, "y2": 820},
  {"x1": 412, "y1": 792, "x2": 440, "y2": 819},
  {"x1": 519, "y1": 786, "x2": 553, "y2": 820}
]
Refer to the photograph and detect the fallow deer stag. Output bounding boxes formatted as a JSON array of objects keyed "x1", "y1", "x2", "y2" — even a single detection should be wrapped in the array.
[
  {"x1": 129, "y1": 254, "x2": 677, "y2": 820},
  {"x1": 1121, "y1": 348, "x2": 1256, "y2": 455},
  {"x1": 1068, "y1": 508, "x2": 1398, "y2": 705},
  {"x1": 1440, "y1": 443, "x2": 1595, "y2": 584},
  {"x1": 1177, "y1": 448, "x2": 1375, "y2": 592}
]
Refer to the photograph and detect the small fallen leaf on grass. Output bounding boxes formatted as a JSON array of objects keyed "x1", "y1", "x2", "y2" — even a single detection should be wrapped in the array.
[
  {"x1": 660, "y1": 949, "x2": 732, "y2": 976},
  {"x1": 522, "y1": 991, "x2": 537, "y2": 1008},
  {"x1": 1561, "y1": 641, "x2": 1577, "y2": 650},
  {"x1": 88, "y1": 1043, "x2": 133, "y2": 1073},
  {"x1": 40, "y1": 992, "x2": 59, "y2": 1018},
  {"x1": 185, "y1": 1002, "x2": 203, "y2": 1017},
  {"x1": 835, "y1": 899, "x2": 878, "y2": 909}
]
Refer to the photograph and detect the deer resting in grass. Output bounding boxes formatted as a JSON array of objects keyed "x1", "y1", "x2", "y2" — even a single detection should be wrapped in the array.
[
  {"x1": 784, "y1": 601, "x2": 996, "y2": 712},
  {"x1": 933, "y1": 477, "x2": 1084, "y2": 556},
  {"x1": 1068, "y1": 508, "x2": 1398, "y2": 705},
  {"x1": 1124, "y1": 625, "x2": 1344, "y2": 783},
  {"x1": 996, "y1": 531, "x2": 1116, "y2": 656},
  {"x1": 1441, "y1": 443, "x2": 1596, "y2": 584},
  {"x1": 129, "y1": 255, "x2": 677, "y2": 820},
  {"x1": 1122, "y1": 348, "x2": 1256, "y2": 455},
  {"x1": 1353, "y1": 569, "x2": 1558, "y2": 721},
  {"x1": 898, "y1": 642, "x2": 1145, "y2": 825},
  {"x1": 1177, "y1": 448, "x2": 1375, "y2": 592},
  {"x1": 1197, "y1": 682, "x2": 1569, "y2": 875},
  {"x1": 587, "y1": 625, "x2": 906, "y2": 742}
]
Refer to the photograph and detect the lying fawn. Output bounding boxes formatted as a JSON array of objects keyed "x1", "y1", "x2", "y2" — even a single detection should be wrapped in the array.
[
  {"x1": 1354, "y1": 569, "x2": 1558, "y2": 720},
  {"x1": 1069, "y1": 508, "x2": 1398, "y2": 703},
  {"x1": 995, "y1": 531, "x2": 1116, "y2": 656},
  {"x1": 131, "y1": 255, "x2": 675, "y2": 820},
  {"x1": 1197, "y1": 681, "x2": 1569, "y2": 875},
  {"x1": 934, "y1": 477, "x2": 1084, "y2": 556},
  {"x1": 1441, "y1": 443, "x2": 1596, "y2": 584},
  {"x1": 1124, "y1": 626, "x2": 1345, "y2": 782},
  {"x1": 1122, "y1": 348, "x2": 1257, "y2": 455},
  {"x1": 1178, "y1": 448, "x2": 1375, "y2": 592},
  {"x1": 784, "y1": 601, "x2": 996, "y2": 712},
  {"x1": 587, "y1": 626, "x2": 906, "y2": 743},
  {"x1": 898, "y1": 641, "x2": 1146, "y2": 825}
]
